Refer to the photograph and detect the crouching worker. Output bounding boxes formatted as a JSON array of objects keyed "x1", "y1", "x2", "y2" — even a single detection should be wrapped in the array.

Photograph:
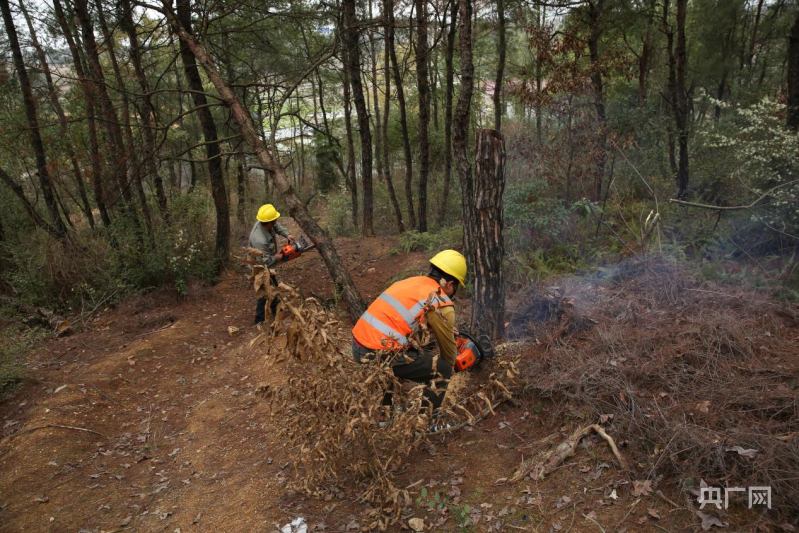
[
  {"x1": 351, "y1": 250, "x2": 466, "y2": 430},
  {"x1": 249, "y1": 204, "x2": 295, "y2": 327}
]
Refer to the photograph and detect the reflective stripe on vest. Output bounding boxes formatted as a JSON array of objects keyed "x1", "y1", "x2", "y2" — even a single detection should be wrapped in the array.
[{"x1": 351, "y1": 276, "x2": 454, "y2": 350}]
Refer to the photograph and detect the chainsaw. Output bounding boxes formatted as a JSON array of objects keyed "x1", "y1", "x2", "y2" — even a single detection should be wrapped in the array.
[
  {"x1": 281, "y1": 236, "x2": 317, "y2": 263},
  {"x1": 454, "y1": 332, "x2": 495, "y2": 372}
]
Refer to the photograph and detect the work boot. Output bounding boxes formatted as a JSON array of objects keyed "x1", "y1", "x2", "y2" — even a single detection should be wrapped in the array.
[{"x1": 427, "y1": 415, "x2": 456, "y2": 434}]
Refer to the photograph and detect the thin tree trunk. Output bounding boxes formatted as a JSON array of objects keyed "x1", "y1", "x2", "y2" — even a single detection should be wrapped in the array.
[
  {"x1": 94, "y1": 0, "x2": 153, "y2": 239},
  {"x1": 386, "y1": 0, "x2": 417, "y2": 230},
  {"x1": 369, "y1": 0, "x2": 383, "y2": 184},
  {"x1": 587, "y1": 0, "x2": 607, "y2": 202},
  {"x1": 748, "y1": 0, "x2": 765, "y2": 68},
  {"x1": 675, "y1": 0, "x2": 690, "y2": 198},
  {"x1": 637, "y1": 0, "x2": 655, "y2": 106},
  {"x1": 121, "y1": 0, "x2": 168, "y2": 217},
  {"x1": 0, "y1": 167, "x2": 62, "y2": 238},
  {"x1": 535, "y1": 6, "x2": 544, "y2": 144},
  {"x1": 382, "y1": 0, "x2": 405, "y2": 233},
  {"x1": 438, "y1": 0, "x2": 457, "y2": 227},
  {"x1": 663, "y1": 0, "x2": 678, "y2": 179},
  {"x1": 343, "y1": 0, "x2": 374, "y2": 236},
  {"x1": 416, "y1": 0, "x2": 431, "y2": 232},
  {"x1": 341, "y1": 43, "x2": 359, "y2": 229},
  {"x1": 19, "y1": 0, "x2": 95, "y2": 228},
  {"x1": 161, "y1": 0, "x2": 365, "y2": 320},
  {"x1": 470, "y1": 129, "x2": 506, "y2": 339},
  {"x1": 454, "y1": 0, "x2": 475, "y2": 266},
  {"x1": 493, "y1": 0, "x2": 506, "y2": 131},
  {"x1": 1, "y1": 0, "x2": 68, "y2": 238},
  {"x1": 176, "y1": 0, "x2": 230, "y2": 269},
  {"x1": 788, "y1": 7, "x2": 799, "y2": 130}
]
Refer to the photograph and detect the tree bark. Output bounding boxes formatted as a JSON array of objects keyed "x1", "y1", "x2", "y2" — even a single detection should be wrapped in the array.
[
  {"x1": 662, "y1": 0, "x2": 678, "y2": 179},
  {"x1": 493, "y1": 0, "x2": 506, "y2": 131},
  {"x1": 175, "y1": 0, "x2": 230, "y2": 268},
  {"x1": 121, "y1": 0, "x2": 169, "y2": 217},
  {"x1": 161, "y1": 0, "x2": 365, "y2": 320},
  {"x1": 470, "y1": 130, "x2": 506, "y2": 339},
  {"x1": 674, "y1": 0, "x2": 690, "y2": 198},
  {"x1": 369, "y1": 0, "x2": 383, "y2": 184},
  {"x1": 340, "y1": 39, "x2": 359, "y2": 229},
  {"x1": 587, "y1": 0, "x2": 607, "y2": 202},
  {"x1": 382, "y1": 0, "x2": 405, "y2": 233},
  {"x1": 1, "y1": 0, "x2": 68, "y2": 238},
  {"x1": 438, "y1": 0, "x2": 458, "y2": 226},
  {"x1": 18, "y1": 0, "x2": 95, "y2": 228},
  {"x1": 788, "y1": 7, "x2": 799, "y2": 130},
  {"x1": 416, "y1": 0, "x2": 431, "y2": 232},
  {"x1": 343, "y1": 0, "x2": 374, "y2": 236},
  {"x1": 386, "y1": 0, "x2": 417, "y2": 230},
  {"x1": 454, "y1": 0, "x2": 475, "y2": 267}
]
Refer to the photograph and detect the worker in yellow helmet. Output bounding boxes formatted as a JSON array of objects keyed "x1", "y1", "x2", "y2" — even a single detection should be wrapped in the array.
[
  {"x1": 249, "y1": 204, "x2": 295, "y2": 326},
  {"x1": 351, "y1": 250, "x2": 466, "y2": 432}
]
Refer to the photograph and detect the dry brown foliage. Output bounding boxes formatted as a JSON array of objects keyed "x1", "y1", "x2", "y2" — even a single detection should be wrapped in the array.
[
  {"x1": 243, "y1": 252, "x2": 521, "y2": 528},
  {"x1": 514, "y1": 259, "x2": 799, "y2": 518}
]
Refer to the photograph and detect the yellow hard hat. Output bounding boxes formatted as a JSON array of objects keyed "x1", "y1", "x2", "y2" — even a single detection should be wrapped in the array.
[
  {"x1": 429, "y1": 250, "x2": 467, "y2": 285},
  {"x1": 257, "y1": 204, "x2": 280, "y2": 223}
]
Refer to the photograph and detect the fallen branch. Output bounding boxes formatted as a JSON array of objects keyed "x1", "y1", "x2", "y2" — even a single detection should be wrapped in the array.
[
  {"x1": 510, "y1": 424, "x2": 627, "y2": 483},
  {"x1": 668, "y1": 179, "x2": 799, "y2": 211},
  {"x1": 7, "y1": 424, "x2": 105, "y2": 441}
]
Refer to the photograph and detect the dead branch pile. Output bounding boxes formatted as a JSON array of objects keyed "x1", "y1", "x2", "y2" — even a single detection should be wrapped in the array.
[
  {"x1": 244, "y1": 257, "x2": 521, "y2": 529},
  {"x1": 516, "y1": 260, "x2": 799, "y2": 518}
]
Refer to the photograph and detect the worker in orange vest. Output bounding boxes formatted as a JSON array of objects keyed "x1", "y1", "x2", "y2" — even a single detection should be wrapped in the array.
[{"x1": 352, "y1": 250, "x2": 466, "y2": 428}]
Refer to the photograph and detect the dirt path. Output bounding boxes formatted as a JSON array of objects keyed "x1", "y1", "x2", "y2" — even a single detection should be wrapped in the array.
[{"x1": 0, "y1": 231, "x2": 430, "y2": 532}]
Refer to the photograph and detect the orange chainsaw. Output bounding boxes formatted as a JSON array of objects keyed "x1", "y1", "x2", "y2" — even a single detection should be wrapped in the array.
[
  {"x1": 454, "y1": 332, "x2": 494, "y2": 372},
  {"x1": 281, "y1": 236, "x2": 316, "y2": 263}
]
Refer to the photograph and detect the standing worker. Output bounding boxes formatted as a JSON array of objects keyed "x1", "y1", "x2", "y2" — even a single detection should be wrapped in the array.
[
  {"x1": 351, "y1": 250, "x2": 466, "y2": 431},
  {"x1": 249, "y1": 204, "x2": 295, "y2": 327}
]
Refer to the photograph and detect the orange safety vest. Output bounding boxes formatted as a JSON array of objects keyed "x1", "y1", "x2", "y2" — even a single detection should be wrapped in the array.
[{"x1": 352, "y1": 276, "x2": 454, "y2": 351}]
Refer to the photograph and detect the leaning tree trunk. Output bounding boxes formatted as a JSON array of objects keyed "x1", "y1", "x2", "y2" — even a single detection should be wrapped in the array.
[
  {"x1": 19, "y1": 0, "x2": 94, "y2": 228},
  {"x1": 343, "y1": 0, "x2": 374, "y2": 237},
  {"x1": 1, "y1": 0, "x2": 68, "y2": 238},
  {"x1": 493, "y1": 0, "x2": 506, "y2": 131},
  {"x1": 470, "y1": 130, "x2": 506, "y2": 339},
  {"x1": 161, "y1": 0, "x2": 365, "y2": 320},
  {"x1": 0, "y1": 167, "x2": 62, "y2": 239},
  {"x1": 438, "y1": 0, "x2": 457, "y2": 226},
  {"x1": 675, "y1": 0, "x2": 690, "y2": 198},
  {"x1": 386, "y1": 0, "x2": 417, "y2": 230},
  {"x1": 176, "y1": 0, "x2": 230, "y2": 269},
  {"x1": 382, "y1": 0, "x2": 405, "y2": 233},
  {"x1": 52, "y1": 0, "x2": 111, "y2": 227},
  {"x1": 416, "y1": 0, "x2": 431, "y2": 232},
  {"x1": 787, "y1": 7, "x2": 799, "y2": 130},
  {"x1": 454, "y1": 0, "x2": 475, "y2": 267}
]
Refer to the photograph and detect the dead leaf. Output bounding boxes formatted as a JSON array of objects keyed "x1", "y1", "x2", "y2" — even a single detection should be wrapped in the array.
[
  {"x1": 725, "y1": 446, "x2": 759, "y2": 459},
  {"x1": 408, "y1": 517, "x2": 425, "y2": 532},
  {"x1": 696, "y1": 401, "x2": 711, "y2": 413},
  {"x1": 648, "y1": 508, "x2": 661, "y2": 520},
  {"x1": 632, "y1": 480, "x2": 653, "y2": 498},
  {"x1": 493, "y1": 477, "x2": 508, "y2": 486},
  {"x1": 34, "y1": 494, "x2": 49, "y2": 504},
  {"x1": 227, "y1": 326, "x2": 241, "y2": 337},
  {"x1": 551, "y1": 521, "x2": 563, "y2": 531},
  {"x1": 600, "y1": 413, "x2": 614, "y2": 424},
  {"x1": 55, "y1": 320, "x2": 71, "y2": 337},
  {"x1": 120, "y1": 516, "x2": 132, "y2": 526},
  {"x1": 697, "y1": 511, "x2": 725, "y2": 530}
]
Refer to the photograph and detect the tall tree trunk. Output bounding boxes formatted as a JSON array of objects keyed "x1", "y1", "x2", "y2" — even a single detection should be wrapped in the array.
[
  {"x1": 382, "y1": 0, "x2": 405, "y2": 233},
  {"x1": 747, "y1": 0, "x2": 765, "y2": 68},
  {"x1": 161, "y1": 0, "x2": 365, "y2": 320},
  {"x1": 120, "y1": 0, "x2": 169, "y2": 217},
  {"x1": 438, "y1": 0, "x2": 458, "y2": 226},
  {"x1": 341, "y1": 42, "x2": 359, "y2": 229},
  {"x1": 663, "y1": 0, "x2": 678, "y2": 179},
  {"x1": 470, "y1": 130, "x2": 506, "y2": 339},
  {"x1": 674, "y1": 0, "x2": 690, "y2": 198},
  {"x1": 637, "y1": 0, "x2": 656, "y2": 106},
  {"x1": 1, "y1": 0, "x2": 68, "y2": 238},
  {"x1": 454, "y1": 0, "x2": 475, "y2": 267},
  {"x1": 369, "y1": 0, "x2": 383, "y2": 184},
  {"x1": 94, "y1": 0, "x2": 153, "y2": 238},
  {"x1": 493, "y1": 0, "x2": 506, "y2": 131},
  {"x1": 416, "y1": 0, "x2": 431, "y2": 232},
  {"x1": 73, "y1": 0, "x2": 138, "y2": 221},
  {"x1": 175, "y1": 0, "x2": 230, "y2": 269},
  {"x1": 18, "y1": 0, "x2": 94, "y2": 228},
  {"x1": 386, "y1": 0, "x2": 417, "y2": 230},
  {"x1": 0, "y1": 167, "x2": 63, "y2": 238},
  {"x1": 55, "y1": 0, "x2": 111, "y2": 228},
  {"x1": 587, "y1": 0, "x2": 607, "y2": 202},
  {"x1": 788, "y1": 7, "x2": 799, "y2": 130},
  {"x1": 535, "y1": 5, "x2": 544, "y2": 144},
  {"x1": 343, "y1": 0, "x2": 374, "y2": 236}
]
